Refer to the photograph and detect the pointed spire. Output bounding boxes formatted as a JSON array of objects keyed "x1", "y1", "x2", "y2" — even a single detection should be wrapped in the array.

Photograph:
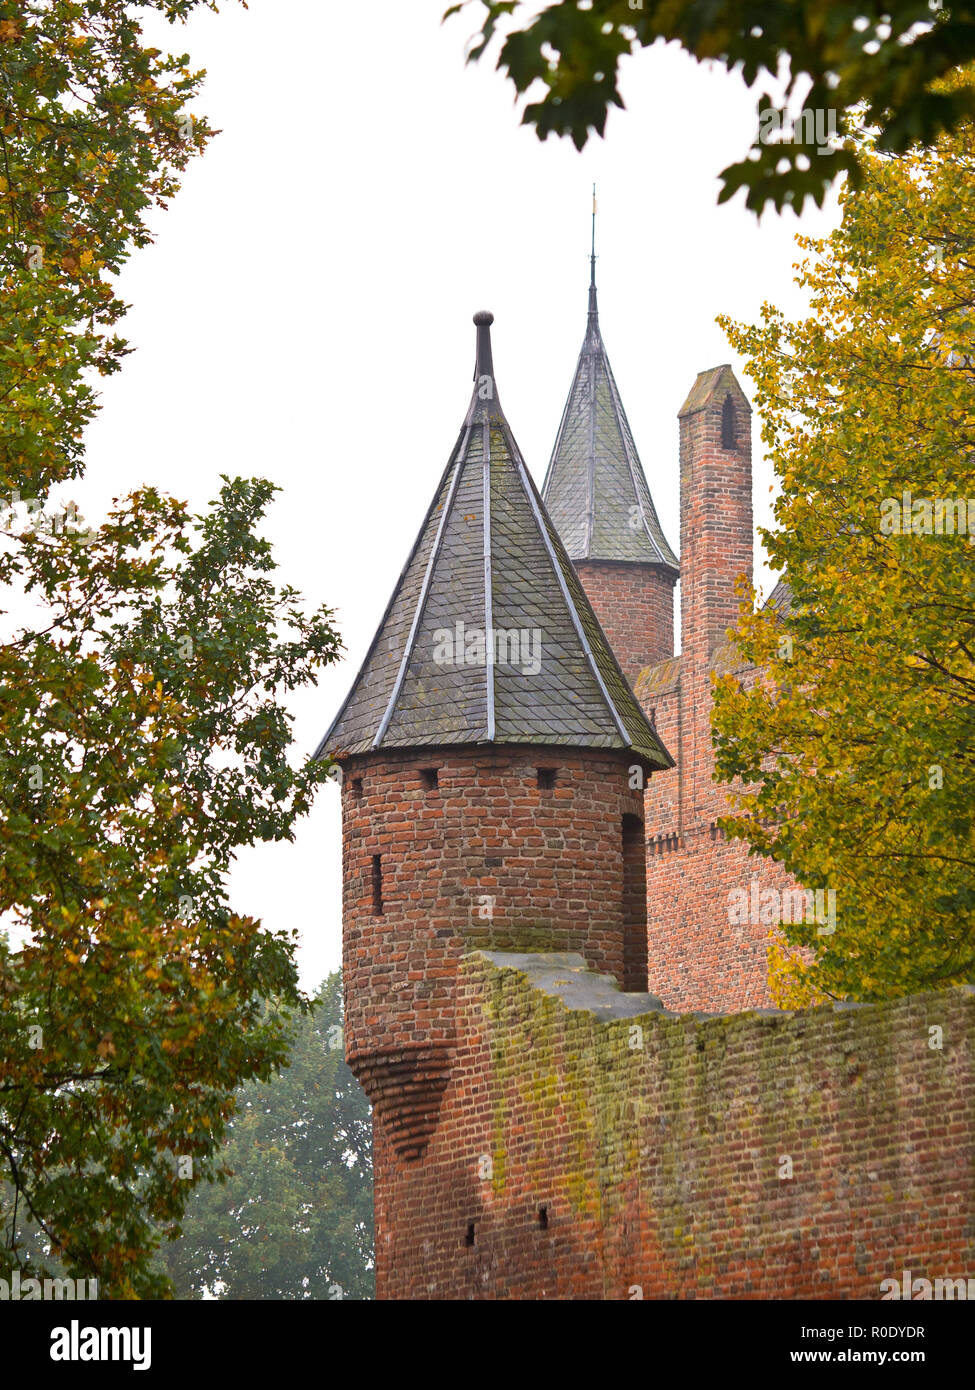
[
  {"x1": 589, "y1": 184, "x2": 598, "y2": 329},
  {"x1": 316, "y1": 312, "x2": 671, "y2": 770},
  {"x1": 542, "y1": 235, "x2": 678, "y2": 572}
]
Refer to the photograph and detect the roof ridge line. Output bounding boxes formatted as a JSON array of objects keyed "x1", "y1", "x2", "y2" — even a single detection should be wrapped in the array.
[
  {"x1": 372, "y1": 423, "x2": 474, "y2": 749},
  {"x1": 481, "y1": 419, "x2": 496, "y2": 741},
  {"x1": 586, "y1": 331, "x2": 597, "y2": 555}
]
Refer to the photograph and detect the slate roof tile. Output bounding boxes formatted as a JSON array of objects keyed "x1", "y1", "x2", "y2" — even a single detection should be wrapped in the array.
[
  {"x1": 541, "y1": 272, "x2": 678, "y2": 571},
  {"x1": 316, "y1": 312, "x2": 672, "y2": 770}
]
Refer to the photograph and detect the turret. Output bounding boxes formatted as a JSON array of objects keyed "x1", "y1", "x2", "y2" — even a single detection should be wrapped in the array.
[
  {"x1": 315, "y1": 312, "x2": 673, "y2": 1169},
  {"x1": 542, "y1": 228, "x2": 678, "y2": 685}
]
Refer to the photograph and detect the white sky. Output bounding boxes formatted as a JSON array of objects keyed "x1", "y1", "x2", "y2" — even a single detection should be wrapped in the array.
[{"x1": 74, "y1": 0, "x2": 841, "y2": 990}]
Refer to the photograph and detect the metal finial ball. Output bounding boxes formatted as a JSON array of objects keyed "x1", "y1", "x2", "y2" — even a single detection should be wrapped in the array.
[{"x1": 473, "y1": 311, "x2": 494, "y2": 326}]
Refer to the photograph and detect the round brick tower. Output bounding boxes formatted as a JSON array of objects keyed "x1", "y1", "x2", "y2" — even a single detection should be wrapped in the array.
[
  {"x1": 316, "y1": 312, "x2": 672, "y2": 1163},
  {"x1": 541, "y1": 250, "x2": 679, "y2": 686}
]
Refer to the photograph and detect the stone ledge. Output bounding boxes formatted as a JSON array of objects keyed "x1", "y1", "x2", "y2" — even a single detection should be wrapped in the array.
[
  {"x1": 474, "y1": 951, "x2": 975, "y2": 1028},
  {"x1": 477, "y1": 950, "x2": 678, "y2": 1022}
]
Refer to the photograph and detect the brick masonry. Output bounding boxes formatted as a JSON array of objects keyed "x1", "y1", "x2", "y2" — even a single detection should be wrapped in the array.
[
  {"x1": 572, "y1": 560, "x2": 675, "y2": 687},
  {"x1": 340, "y1": 746, "x2": 648, "y2": 1160},
  {"x1": 372, "y1": 953, "x2": 975, "y2": 1299},
  {"x1": 565, "y1": 366, "x2": 793, "y2": 1014},
  {"x1": 634, "y1": 368, "x2": 797, "y2": 1013},
  {"x1": 636, "y1": 653, "x2": 799, "y2": 1013}
]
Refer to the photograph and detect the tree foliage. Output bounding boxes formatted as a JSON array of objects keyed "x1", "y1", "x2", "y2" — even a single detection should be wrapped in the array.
[
  {"x1": 157, "y1": 973, "x2": 374, "y2": 1301},
  {"x1": 0, "y1": 0, "x2": 237, "y2": 497},
  {"x1": 446, "y1": 0, "x2": 975, "y2": 213},
  {"x1": 0, "y1": 478, "x2": 342, "y2": 1298},
  {"x1": 711, "y1": 90, "x2": 975, "y2": 1003},
  {"x1": 0, "y1": 1, "x2": 344, "y2": 1297}
]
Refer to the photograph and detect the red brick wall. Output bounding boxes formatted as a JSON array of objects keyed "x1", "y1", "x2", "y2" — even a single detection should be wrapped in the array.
[
  {"x1": 622, "y1": 812, "x2": 648, "y2": 992},
  {"x1": 372, "y1": 952, "x2": 975, "y2": 1299},
  {"x1": 645, "y1": 829, "x2": 796, "y2": 1011},
  {"x1": 637, "y1": 658, "x2": 799, "y2": 1013},
  {"x1": 339, "y1": 745, "x2": 649, "y2": 1160},
  {"x1": 635, "y1": 678, "x2": 680, "y2": 842},
  {"x1": 573, "y1": 560, "x2": 675, "y2": 686},
  {"x1": 630, "y1": 373, "x2": 796, "y2": 1013}
]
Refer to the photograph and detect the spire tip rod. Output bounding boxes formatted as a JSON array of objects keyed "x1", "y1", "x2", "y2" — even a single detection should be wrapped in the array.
[{"x1": 590, "y1": 183, "x2": 597, "y2": 286}]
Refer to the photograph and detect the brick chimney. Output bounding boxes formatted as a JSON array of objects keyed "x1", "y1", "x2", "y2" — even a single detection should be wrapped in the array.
[
  {"x1": 677, "y1": 364, "x2": 752, "y2": 822},
  {"x1": 678, "y1": 366, "x2": 752, "y2": 665}
]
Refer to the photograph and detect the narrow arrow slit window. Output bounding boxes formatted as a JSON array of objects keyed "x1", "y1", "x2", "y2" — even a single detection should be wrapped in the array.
[{"x1": 371, "y1": 854, "x2": 384, "y2": 916}]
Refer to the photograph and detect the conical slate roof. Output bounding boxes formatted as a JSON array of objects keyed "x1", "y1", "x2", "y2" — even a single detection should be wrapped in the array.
[
  {"x1": 315, "y1": 312, "x2": 672, "y2": 769},
  {"x1": 541, "y1": 266, "x2": 678, "y2": 571}
]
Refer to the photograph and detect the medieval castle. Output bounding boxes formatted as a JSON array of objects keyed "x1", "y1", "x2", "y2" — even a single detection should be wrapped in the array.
[{"x1": 317, "y1": 265, "x2": 975, "y2": 1300}]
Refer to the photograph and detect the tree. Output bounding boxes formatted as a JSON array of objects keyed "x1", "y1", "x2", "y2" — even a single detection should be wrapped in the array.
[
  {"x1": 0, "y1": 0, "x2": 234, "y2": 497},
  {"x1": 157, "y1": 973, "x2": 374, "y2": 1301},
  {"x1": 710, "y1": 84, "x2": 975, "y2": 1004},
  {"x1": 0, "y1": 478, "x2": 342, "y2": 1297},
  {"x1": 446, "y1": 0, "x2": 975, "y2": 213},
  {"x1": 1, "y1": 2, "x2": 344, "y2": 1297}
]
